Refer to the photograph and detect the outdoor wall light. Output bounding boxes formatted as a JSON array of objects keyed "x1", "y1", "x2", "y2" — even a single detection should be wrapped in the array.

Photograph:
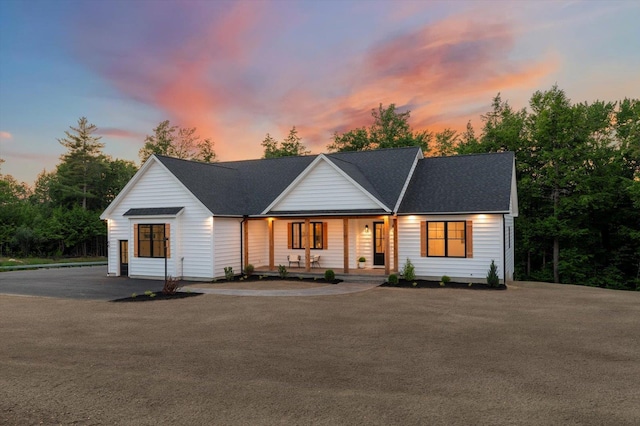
[{"x1": 364, "y1": 224, "x2": 369, "y2": 233}]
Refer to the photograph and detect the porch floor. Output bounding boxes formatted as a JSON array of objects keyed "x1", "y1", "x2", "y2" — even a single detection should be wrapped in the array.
[{"x1": 253, "y1": 266, "x2": 390, "y2": 282}]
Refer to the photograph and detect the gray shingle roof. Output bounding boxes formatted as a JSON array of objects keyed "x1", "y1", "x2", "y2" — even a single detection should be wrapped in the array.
[
  {"x1": 153, "y1": 148, "x2": 513, "y2": 216},
  {"x1": 123, "y1": 207, "x2": 184, "y2": 216},
  {"x1": 398, "y1": 151, "x2": 514, "y2": 214},
  {"x1": 326, "y1": 147, "x2": 421, "y2": 209},
  {"x1": 156, "y1": 155, "x2": 315, "y2": 215}
]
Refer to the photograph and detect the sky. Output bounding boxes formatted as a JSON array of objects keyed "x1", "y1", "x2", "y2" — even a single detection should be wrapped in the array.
[{"x1": 1, "y1": 0, "x2": 639, "y2": 186}]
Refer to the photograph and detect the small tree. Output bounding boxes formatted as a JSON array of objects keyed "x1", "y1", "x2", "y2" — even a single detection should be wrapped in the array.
[
  {"x1": 402, "y1": 258, "x2": 416, "y2": 281},
  {"x1": 487, "y1": 260, "x2": 500, "y2": 288}
]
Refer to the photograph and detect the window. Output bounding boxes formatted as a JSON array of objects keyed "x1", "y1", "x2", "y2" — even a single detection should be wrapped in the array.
[
  {"x1": 427, "y1": 221, "x2": 466, "y2": 257},
  {"x1": 290, "y1": 222, "x2": 324, "y2": 249},
  {"x1": 138, "y1": 224, "x2": 166, "y2": 258}
]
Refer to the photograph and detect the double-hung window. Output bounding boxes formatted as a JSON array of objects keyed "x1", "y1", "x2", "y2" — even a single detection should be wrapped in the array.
[
  {"x1": 138, "y1": 224, "x2": 166, "y2": 258},
  {"x1": 290, "y1": 222, "x2": 324, "y2": 249},
  {"x1": 427, "y1": 221, "x2": 466, "y2": 257}
]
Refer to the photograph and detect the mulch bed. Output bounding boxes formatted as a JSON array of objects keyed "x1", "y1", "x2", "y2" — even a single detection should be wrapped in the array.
[
  {"x1": 380, "y1": 279, "x2": 507, "y2": 290},
  {"x1": 111, "y1": 292, "x2": 203, "y2": 303}
]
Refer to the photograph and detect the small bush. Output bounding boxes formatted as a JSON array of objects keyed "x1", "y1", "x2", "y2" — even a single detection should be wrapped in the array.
[
  {"x1": 324, "y1": 269, "x2": 335, "y2": 282},
  {"x1": 441, "y1": 275, "x2": 451, "y2": 284},
  {"x1": 224, "y1": 266, "x2": 234, "y2": 281},
  {"x1": 358, "y1": 256, "x2": 366, "y2": 262},
  {"x1": 278, "y1": 264, "x2": 288, "y2": 278},
  {"x1": 244, "y1": 264, "x2": 254, "y2": 277},
  {"x1": 388, "y1": 273, "x2": 398, "y2": 285},
  {"x1": 412, "y1": 282, "x2": 417, "y2": 287},
  {"x1": 487, "y1": 260, "x2": 500, "y2": 288},
  {"x1": 402, "y1": 258, "x2": 416, "y2": 281},
  {"x1": 162, "y1": 276, "x2": 182, "y2": 295}
]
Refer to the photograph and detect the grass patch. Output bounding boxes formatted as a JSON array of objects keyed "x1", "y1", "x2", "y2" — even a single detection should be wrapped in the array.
[{"x1": 0, "y1": 256, "x2": 107, "y2": 267}]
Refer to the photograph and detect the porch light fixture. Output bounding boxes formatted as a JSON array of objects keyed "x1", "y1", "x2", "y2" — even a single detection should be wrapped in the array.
[{"x1": 364, "y1": 225, "x2": 369, "y2": 233}]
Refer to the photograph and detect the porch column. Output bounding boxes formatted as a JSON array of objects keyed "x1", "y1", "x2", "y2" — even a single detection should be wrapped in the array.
[
  {"x1": 393, "y1": 216, "x2": 398, "y2": 273},
  {"x1": 268, "y1": 218, "x2": 274, "y2": 271},
  {"x1": 243, "y1": 219, "x2": 249, "y2": 268},
  {"x1": 305, "y1": 218, "x2": 311, "y2": 272},
  {"x1": 384, "y1": 215, "x2": 391, "y2": 275},
  {"x1": 343, "y1": 218, "x2": 349, "y2": 273}
]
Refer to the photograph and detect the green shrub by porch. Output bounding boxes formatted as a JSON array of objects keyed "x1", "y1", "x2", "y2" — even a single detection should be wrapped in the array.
[{"x1": 324, "y1": 269, "x2": 335, "y2": 282}]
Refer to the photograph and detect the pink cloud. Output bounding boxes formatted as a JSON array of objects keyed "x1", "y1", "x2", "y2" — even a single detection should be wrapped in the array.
[
  {"x1": 70, "y1": 3, "x2": 557, "y2": 160},
  {"x1": 0, "y1": 131, "x2": 13, "y2": 140},
  {"x1": 96, "y1": 128, "x2": 144, "y2": 139}
]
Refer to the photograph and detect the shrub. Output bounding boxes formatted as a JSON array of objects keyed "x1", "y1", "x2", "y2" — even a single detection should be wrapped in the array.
[
  {"x1": 358, "y1": 256, "x2": 366, "y2": 262},
  {"x1": 402, "y1": 258, "x2": 415, "y2": 281},
  {"x1": 278, "y1": 264, "x2": 288, "y2": 278},
  {"x1": 487, "y1": 260, "x2": 500, "y2": 288},
  {"x1": 441, "y1": 275, "x2": 451, "y2": 284},
  {"x1": 412, "y1": 282, "x2": 417, "y2": 287},
  {"x1": 244, "y1": 264, "x2": 254, "y2": 277},
  {"x1": 324, "y1": 269, "x2": 335, "y2": 282},
  {"x1": 388, "y1": 273, "x2": 398, "y2": 285},
  {"x1": 162, "y1": 276, "x2": 182, "y2": 295},
  {"x1": 224, "y1": 266, "x2": 234, "y2": 281}
]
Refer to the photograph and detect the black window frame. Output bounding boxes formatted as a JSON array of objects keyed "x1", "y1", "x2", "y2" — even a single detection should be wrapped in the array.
[
  {"x1": 426, "y1": 221, "x2": 466, "y2": 258},
  {"x1": 138, "y1": 223, "x2": 166, "y2": 258},
  {"x1": 291, "y1": 222, "x2": 324, "y2": 250}
]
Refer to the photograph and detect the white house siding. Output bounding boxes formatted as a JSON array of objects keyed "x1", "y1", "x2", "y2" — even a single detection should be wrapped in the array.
[
  {"x1": 213, "y1": 217, "x2": 243, "y2": 279},
  {"x1": 247, "y1": 219, "x2": 268, "y2": 268},
  {"x1": 105, "y1": 217, "x2": 128, "y2": 276},
  {"x1": 105, "y1": 161, "x2": 214, "y2": 280},
  {"x1": 274, "y1": 219, "x2": 345, "y2": 270},
  {"x1": 271, "y1": 160, "x2": 383, "y2": 212},
  {"x1": 504, "y1": 214, "x2": 515, "y2": 282},
  {"x1": 397, "y1": 214, "x2": 505, "y2": 282}
]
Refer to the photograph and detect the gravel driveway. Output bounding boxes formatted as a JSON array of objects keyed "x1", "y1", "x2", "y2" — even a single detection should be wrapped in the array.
[{"x1": 1, "y1": 280, "x2": 639, "y2": 425}]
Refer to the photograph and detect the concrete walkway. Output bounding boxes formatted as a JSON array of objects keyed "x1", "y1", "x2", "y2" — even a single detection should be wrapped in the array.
[{"x1": 187, "y1": 281, "x2": 380, "y2": 297}]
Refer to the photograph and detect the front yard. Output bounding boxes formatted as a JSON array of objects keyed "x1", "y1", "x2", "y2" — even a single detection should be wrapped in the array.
[{"x1": 1, "y1": 281, "x2": 638, "y2": 425}]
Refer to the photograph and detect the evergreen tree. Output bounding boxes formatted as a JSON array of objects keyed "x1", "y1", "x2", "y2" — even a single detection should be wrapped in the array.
[{"x1": 55, "y1": 117, "x2": 106, "y2": 210}]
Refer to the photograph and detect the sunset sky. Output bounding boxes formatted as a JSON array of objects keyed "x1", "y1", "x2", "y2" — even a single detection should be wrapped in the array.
[{"x1": 1, "y1": 0, "x2": 639, "y2": 185}]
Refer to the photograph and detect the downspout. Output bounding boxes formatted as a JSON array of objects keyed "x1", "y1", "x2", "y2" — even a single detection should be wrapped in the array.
[
  {"x1": 240, "y1": 216, "x2": 247, "y2": 275},
  {"x1": 502, "y1": 214, "x2": 507, "y2": 284}
]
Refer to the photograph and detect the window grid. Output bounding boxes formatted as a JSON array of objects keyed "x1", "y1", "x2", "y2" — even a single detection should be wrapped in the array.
[
  {"x1": 138, "y1": 224, "x2": 166, "y2": 258},
  {"x1": 427, "y1": 221, "x2": 466, "y2": 258},
  {"x1": 291, "y1": 222, "x2": 323, "y2": 249}
]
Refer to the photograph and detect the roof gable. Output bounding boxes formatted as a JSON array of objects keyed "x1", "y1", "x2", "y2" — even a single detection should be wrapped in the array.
[
  {"x1": 156, "y1": 154, "x2": 315, "y2": 215},
  {"x1": 265, "y1": 155, "x2": 389, "y2": 214},
  {"x1": 399, "y1": 151, "x2": 516, "y2": 214}
]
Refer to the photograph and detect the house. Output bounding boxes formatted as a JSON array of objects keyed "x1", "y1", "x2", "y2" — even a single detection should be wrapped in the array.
[{"x1": 100, "y1": 147, "x2": 518, "y2": 283}]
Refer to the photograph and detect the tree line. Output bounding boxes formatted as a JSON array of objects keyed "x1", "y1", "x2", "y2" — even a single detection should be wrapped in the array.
[{"x1": 1, "y1": 85, "x2": 638, "y2": 289}]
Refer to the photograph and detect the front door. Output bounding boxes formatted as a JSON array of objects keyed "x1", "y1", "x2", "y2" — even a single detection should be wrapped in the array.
[
  {"x1": 373, "y1": 222, "x2": 385, "y2": 266},
  {"x1": 119, "y1": 240, "x2": 129, "y2": 276}
]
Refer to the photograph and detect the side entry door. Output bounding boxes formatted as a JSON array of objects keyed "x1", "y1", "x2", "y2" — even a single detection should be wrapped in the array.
[{"x1": 119, "y1": 240, "x2": 129, "y2": 276}]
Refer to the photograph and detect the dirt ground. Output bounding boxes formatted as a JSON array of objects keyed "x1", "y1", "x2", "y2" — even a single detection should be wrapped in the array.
[{"x1": 1, "y1": 281, "x2": 639, "y2": 425}]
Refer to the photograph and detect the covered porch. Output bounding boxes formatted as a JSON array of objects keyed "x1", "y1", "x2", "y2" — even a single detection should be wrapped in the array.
[
  {"x1": 243, "y1": 215, "x2": 399, "y2": 276},
  {"x1": 252, "y1": 265, "x2": 388, "y2": 282}
]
